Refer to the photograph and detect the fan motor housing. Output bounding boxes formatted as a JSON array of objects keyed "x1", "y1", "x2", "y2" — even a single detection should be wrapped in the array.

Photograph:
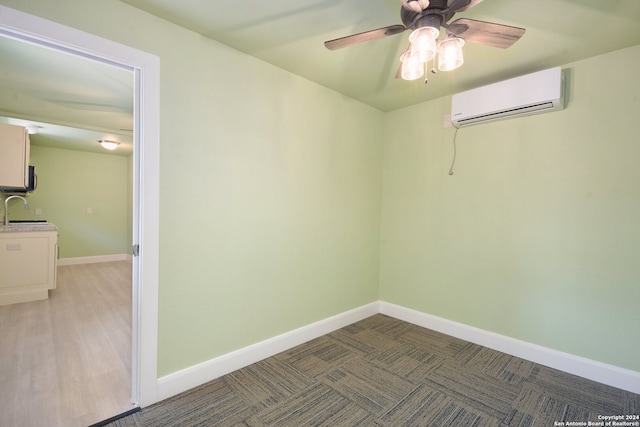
[{"x1": 401, "y1": 9, "x2": 444, "y2": 30}]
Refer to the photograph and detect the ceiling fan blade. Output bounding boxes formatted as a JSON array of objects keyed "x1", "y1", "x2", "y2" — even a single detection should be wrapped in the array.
[
  {"x1": 446, "y1": 18, "x2": 525, "y2": 48},
  {"x1": 324, "y1": 25, "x2": 407, "y2": 50},
  {"x1": 447, "y1": 0, "x2": 484, "y2": 12},
  {"x1": 395, "y1": 62, "x2": 403, "y2": 79}
]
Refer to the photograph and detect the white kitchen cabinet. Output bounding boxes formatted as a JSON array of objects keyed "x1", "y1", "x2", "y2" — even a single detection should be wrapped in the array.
[
  {"x1": 0, "y1": 123, "x2": 30, "y2": 189},
  {"x1": 0, "y1": 225, "x2": 58, "y2": 305}
]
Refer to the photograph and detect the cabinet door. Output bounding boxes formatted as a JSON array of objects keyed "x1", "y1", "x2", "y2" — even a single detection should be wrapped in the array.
[
  {"x1": 0, "y1": 123, "x2": 30, "y2": 188},
  {"x1": 0, "y1": 234, "x2": 53, "y2": 288}
]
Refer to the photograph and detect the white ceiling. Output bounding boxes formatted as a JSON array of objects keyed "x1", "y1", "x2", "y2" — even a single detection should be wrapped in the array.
[{"x1": 1, "y1": 0, "x2": 639, "y2": 154}]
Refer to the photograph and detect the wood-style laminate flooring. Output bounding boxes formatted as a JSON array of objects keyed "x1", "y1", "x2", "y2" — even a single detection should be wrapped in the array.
[{"x1": 0, "y1": 261, "x2": 134, "y2": 427}]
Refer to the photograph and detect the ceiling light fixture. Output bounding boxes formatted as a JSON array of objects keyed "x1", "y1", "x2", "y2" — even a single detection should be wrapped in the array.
[
  {"x1": 400, "y1": 47, "x2": 425, "y2": 80},
  {"x1": 400, "y1": 25, "x2": 465, "y2": 80},
  {"x1": 437, "y1": 36, "x2": 465, "y2": 71},
  {"x1": 98, "y1": 139, "x2": 120, "y2": 150},
  {"x1": 408, "y1": 26, "x2": 439, "y2": 63},
  {"x1": 324, "y1": 0, "x2": 526, "y2": 86}
]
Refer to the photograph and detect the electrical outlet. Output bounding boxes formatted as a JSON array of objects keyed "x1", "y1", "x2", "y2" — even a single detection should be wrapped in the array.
[
  {"x1": 35, "y1": 208, "x2": 42, "y2": 215},
  {"x1": 443, "y1": 114, "x2": 452, "y2": 128},
  {"x1": 86, "y1": 207, "x2": 94, "y2": 214}
]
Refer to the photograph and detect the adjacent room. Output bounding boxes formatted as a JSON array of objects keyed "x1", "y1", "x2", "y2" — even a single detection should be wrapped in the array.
[{"x1": 0, "y1": 1, "x2": 638, "y2": 426}]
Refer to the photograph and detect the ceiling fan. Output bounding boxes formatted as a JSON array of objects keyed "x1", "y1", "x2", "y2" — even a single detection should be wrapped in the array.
[{"x1": 324, "y1": 0, "x2": 525, "y2": 81}]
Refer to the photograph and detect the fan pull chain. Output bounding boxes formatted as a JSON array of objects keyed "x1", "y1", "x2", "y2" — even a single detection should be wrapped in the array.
[
  {"x1": 424, "y1": 59, "x2": 437, "y2": 85},
  {"x1": 424, "y1": 60, "x2": 429, "y2": 84}
]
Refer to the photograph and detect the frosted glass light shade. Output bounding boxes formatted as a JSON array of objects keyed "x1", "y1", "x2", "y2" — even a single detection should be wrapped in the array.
[
  {"x1": 400, "y1": 50, "x2": 424, "y2": 80},
  {"x1": 408, "y1": 26, "x2": 440, "y2": 63},
  {"x1": 437, "y1": 37, "x2": 465, "y2": 71}
]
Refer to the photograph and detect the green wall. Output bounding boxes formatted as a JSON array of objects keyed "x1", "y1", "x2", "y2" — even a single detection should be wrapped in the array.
[
  {"x1": 1, "y1": 0, "x2": 637, "y2": 380},
  {"x1": 0, "y1": 0, "x2": 384, "y2": 376},
  {"x1": 380, "y1": 44, "x2": 640, "y2": 372},
  {"x1": 22, "y1": 145, "x2": 130, "y2": 258}
]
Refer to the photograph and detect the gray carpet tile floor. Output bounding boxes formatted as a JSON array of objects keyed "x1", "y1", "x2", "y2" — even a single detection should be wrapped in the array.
[{"x1": 104, "y1": 314, "x2": 640, "y2": 426}]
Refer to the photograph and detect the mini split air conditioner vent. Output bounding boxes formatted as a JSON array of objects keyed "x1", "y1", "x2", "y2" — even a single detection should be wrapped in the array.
[{"x1": 451, "y1": 67, "x2": 564, "y2": 128}]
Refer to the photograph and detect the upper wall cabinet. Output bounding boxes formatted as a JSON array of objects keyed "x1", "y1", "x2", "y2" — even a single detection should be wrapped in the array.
[{"x1": 0, "y1": 123, "x2": 30, "y2": 189}]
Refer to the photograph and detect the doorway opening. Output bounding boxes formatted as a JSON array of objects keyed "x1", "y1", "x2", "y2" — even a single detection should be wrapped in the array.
[{"x1": 0, "y1": 4, "x2": 160, "y2": 420}]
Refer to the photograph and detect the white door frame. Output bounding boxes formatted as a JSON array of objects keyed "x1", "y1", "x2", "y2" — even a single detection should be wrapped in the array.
[{"x1": 0, "y1": 5, "x2": 160, "y2": 407}]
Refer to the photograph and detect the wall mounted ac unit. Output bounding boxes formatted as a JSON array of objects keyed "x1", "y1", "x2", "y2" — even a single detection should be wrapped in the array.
[{"x1": 451, "y1": 67, "x2": 564, "y2": 128}]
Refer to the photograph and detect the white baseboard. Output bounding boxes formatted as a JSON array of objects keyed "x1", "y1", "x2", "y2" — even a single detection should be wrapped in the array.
[
  {"x1": 379, "y1": 301, "x2": 640, "y2": 394},
  {"x1": 155, "y1": 300, "x2": 639, "y2": 403},
  {"x1": 156, "y1": 302, "x2": 380, "y2": 401},
  {"x1": 57, "y1": 254, "x2": 132, "y2": 266}
]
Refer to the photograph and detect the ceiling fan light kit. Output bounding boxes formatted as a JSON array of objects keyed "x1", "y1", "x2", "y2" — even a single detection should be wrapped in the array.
[
  {"x1": 324, "y1": 0, "x2": 525, "y2": 84},
  {"x1": 404, "y1": 27, "x2": 466, "y2": 79}
]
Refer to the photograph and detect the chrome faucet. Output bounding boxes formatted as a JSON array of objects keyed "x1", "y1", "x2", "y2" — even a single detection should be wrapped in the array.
[{"x1": 3, "y1": 195, "x2": 29, "y2": 226}]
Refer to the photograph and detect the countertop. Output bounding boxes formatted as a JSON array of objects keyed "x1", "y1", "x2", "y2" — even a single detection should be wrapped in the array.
[{"x1": 0, "y1": 223, "x2": 58, "y2": 232}]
